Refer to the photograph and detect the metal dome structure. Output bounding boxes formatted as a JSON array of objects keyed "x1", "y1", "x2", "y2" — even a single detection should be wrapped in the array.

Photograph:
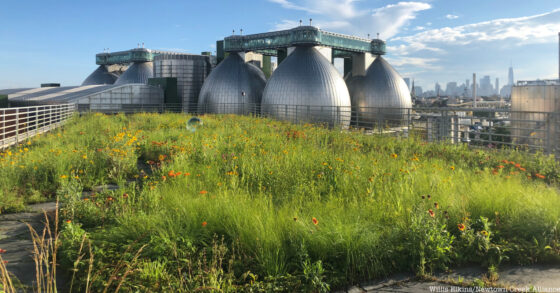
[
  {"x1": 198, "y1": 53, "x2": 266, "y2": 114},
  {"x1": 349, "y1": 56, "x2": 412, "y2": 127},
  {"x1": 114, "y1": 62, "x2": 153, "y2": 85},
  {"x1": 261, "y1": 46, "x2": 351, "y2": 127},
  {"x1": 82, "y1": 65, "x2": 118, "y2": 86}
]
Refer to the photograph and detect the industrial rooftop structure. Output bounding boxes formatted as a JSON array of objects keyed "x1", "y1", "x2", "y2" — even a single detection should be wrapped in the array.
[
  {"x1": 95, "y1": 48, "x2": 212, "y2": 65},
  {"x1": 1, "y1": 25, "x2": 414, "y2": 125},
  {"x1": 217, "y1": 26, "x2": 387, "y2": 78},
  {"x1": 222, "y1": 26, "x2": 385, "y2": 57}
]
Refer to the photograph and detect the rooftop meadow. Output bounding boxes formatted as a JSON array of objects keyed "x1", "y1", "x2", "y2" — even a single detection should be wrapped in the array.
[{"x1": 1, "y1": 113, "x2": 560, "y2": 291}]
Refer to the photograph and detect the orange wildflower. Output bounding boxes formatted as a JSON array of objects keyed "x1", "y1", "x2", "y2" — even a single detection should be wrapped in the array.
[
  {"x1": 168, "y1": 170, "x2": 177, "y2": 177},
  {"x1": 458, "y1": 223, "x2": 466, "y2": 231},
  {"x1": 519, "y1": 167, "x2": 526, "y2": 172},
  {"x1": 123, "y1": 193, "x2": 129, "y2": 198},
  {"x1": 497, "y1": 165, "x2": 504, "y2": 169},
  {"x1": 515, "y1": 163, "x2": 521, "y2": 168},
  {"x1": 428, "y1": 209, "x2": 435, "y2": 217},
  {"x1": 202, "y1": 221, "x2": 207, "y2": 227},
  {"x1": 66, "y1": 219, "x2": 72, "y2": 224},
  {"x1": 535, "y1": 173, "x2": 546, "y2": 179},
  {"x1": 450, "y1": 166, "x2": 455, "y2": 171},
  {"x1": 434, "y1": 202, "x2": 439, "y2": 209},
  {"x1": 162, "y1": 175, "x2": 167, "y2": 181},
  {"x1": 199, "y1": 190, "x2": 208, "y2": 194},
  {"x1": 184, "y1": 172, "x2": 191, "y2": 176},
  {"x1": 107, "y1": 196, "x2": 113, "y2": 201},
  {"x1": 312, "y1": 217, "x2": 319, "y2": 225},
  {"x1": 390, "y1": 153, "x2": 398, "y2": 159}
]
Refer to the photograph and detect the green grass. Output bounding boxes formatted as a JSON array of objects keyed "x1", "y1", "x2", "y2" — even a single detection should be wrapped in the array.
[{"x1": 2, "y1": 112, "x2": 560, "y2": 291}]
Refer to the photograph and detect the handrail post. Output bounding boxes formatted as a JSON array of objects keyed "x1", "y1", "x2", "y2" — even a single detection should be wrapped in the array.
[
  {"x1": 26, "y1": 107, "x2": 31, "y2": 140},
  {"x1": 15, "y1": 108, "x2": 19, "y2": 145},
  {"x1": 1, "y1": 109, "x2": 5, "y2": 148},
  {"x1": 546, "y1": 112, "x2": 552, "y2": 155},
  {"x1": 377, "y1": 108, "x2": 382, "y2": 133},
  {"x1": 407, "y1": 108, "x2": 411, "y2": 139}
]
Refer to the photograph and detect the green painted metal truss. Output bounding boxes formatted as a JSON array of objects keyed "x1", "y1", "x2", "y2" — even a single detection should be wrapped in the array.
[
  {"x1": 223, "y1": 26, "x2": 386, "y2": 56},
  {"x1": 95, "y1": 49, "x2": 187, "y2": 65}
]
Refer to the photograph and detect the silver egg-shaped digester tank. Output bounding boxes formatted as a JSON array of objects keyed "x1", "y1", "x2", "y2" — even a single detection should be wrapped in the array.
[
  {"x1": 198, "y1": 52, "x2": 266, "y2": 114},
  {"x1": 261, "y1": 46, "x2": 351, "y2": 128},
  {"x1": 82, "y1": 65, "x2": 118, "y2": 86},
  {"x1": 114, "y1": 62, "x2": 154, "y2": 85},
  {"x1": 350, "y1": 56, "x2": 412, "y2": 127}
]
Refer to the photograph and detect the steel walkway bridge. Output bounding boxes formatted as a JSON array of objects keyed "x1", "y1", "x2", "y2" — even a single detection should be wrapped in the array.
[
  {"x1": 95, "y1": 49, "x2": 212, "y2": 65},
  {"x1": 217, "y1": 26, "x2": 387, "y2": 77}
]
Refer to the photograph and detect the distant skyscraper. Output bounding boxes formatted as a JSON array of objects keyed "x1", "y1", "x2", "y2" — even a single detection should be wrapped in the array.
[
  {"x1": 508, "y1": 66, "x2": 514, "y2": 85},
  {"x1": 435, "y1": 82, "x2": 441, "y2": 96},
  {"x1": 403, "y1": 77, "x2": 411, "y2": 90},
  {"x1": 446, "y1": 82, "x2": 458, "y2": 96},
  {"x1": 413, "y1": 86, "x2": 423, "y2": 96},
  {"x1": 501, "y1": 66, "x2": 514, "y2": 98},
  {"x1": 480, "y1": 75, "x2": 493, "y2": 96},
  {"x1": 495, "y1": 78, "x2": 499, "y2": 95},
  {"x1": 466, "y1": 79, "x2": 470, "y2": 90}
]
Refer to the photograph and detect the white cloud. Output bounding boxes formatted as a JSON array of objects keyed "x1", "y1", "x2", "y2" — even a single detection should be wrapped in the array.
[
  {"x1": 389, "y1": 8, "x2": 560, "y2": 87},
  {"x1": 369, "y1": 2, "x2": 431, "y2": 38},
  {"x1": 268, "y1": 0, "x2": 307, "y2": 11},
  {"x1": 394, "y1": 9, "x2": 560, "y2": 47},
  {"x1": 268, "y1": 0, "x2": 360, "y2": 18},
  {"x1": 157, "y1": 48, "x2": 188, "y2": 53},
  {"x1": 386, "y1": 56, "x2": 442, "y2": 71},
  {"x1": 273, "y1": 19, "x2": 301, "y2": 31},
  {"x1": 268, "y1": 1, "x2": 431, "y2": 39},
  {"x1": 445, "y1": 14, "x2": 459, "y2": 20}
]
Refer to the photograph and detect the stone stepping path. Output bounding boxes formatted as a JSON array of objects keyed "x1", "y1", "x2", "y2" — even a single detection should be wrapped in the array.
[
  {"x1": 0, "y1": 202, "x2": 66, "y2": 292},
  {"x1": 339, "y1": 265, "x2": 560, "y2": 292}
]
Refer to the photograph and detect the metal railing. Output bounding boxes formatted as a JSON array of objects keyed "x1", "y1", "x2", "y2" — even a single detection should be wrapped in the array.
[
  {"x1": 76, "y1": 102, "x2": 560, "y2": 157},
  {"x1": 0, "y1": 104, "x2": 76, "y2": 149}
]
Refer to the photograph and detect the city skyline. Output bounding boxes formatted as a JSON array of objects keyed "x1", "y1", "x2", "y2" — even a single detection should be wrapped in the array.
[
  {"x1": 0, "y1": 0, "x2": 559, "y2": 89},
  {"x1": 405, "y1": 65, "x2": 515, "y2": 97}
]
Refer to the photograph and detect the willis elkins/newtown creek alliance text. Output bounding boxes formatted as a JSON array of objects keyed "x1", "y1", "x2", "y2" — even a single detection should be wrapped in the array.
[{"x1": 429, "y1": 286, "x2": 560, "y2": 292}]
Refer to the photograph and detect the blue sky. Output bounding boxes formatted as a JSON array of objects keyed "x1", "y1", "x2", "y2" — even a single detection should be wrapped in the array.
[{"x1": 1, "y1": 0, "x2": 559, "y2": 91}]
